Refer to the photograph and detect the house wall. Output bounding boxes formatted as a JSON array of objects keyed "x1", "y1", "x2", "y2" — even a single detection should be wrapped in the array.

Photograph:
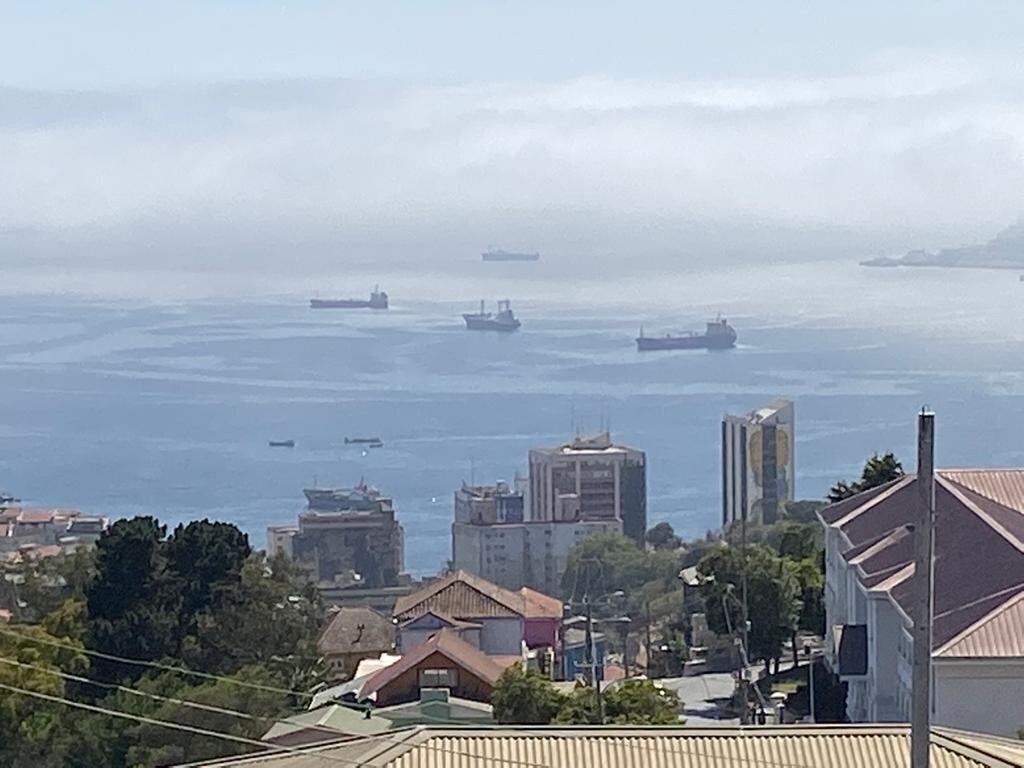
[
  {"x1": 478, "y1": 616, "x2": 523, "y2": 655},
  {"x1": 373, "y1": 650, "x2": 496, "y2": 707},
  {"x1": 934, "y1": 659, "x2": 1024, "y2": 737},
  {"x1": 524, "y1": 617, "x2": 559, "y2": 649},
  {"x1": 865, "y1": 592, "x2": 904, "y2": 722}
]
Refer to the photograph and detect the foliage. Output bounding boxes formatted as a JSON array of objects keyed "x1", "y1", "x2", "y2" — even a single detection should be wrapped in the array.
[
  {"x1": 602, "y1": 680, "x2": 679, "y2": 724},
  {"x1": 697, "y1": 544, "x2": 800, "y2": 668},
  {"x1": 782, "y1": 499, "x2": 827, "y2": 524},
  {"x1": 0, "y1": 515, "x2": 326, "y2": 767},
  {"x1": 86, "y1": 517, "x2": 180, "y2": 684},
  {"x1": 645, "y1": 522, "x2": 682, "y2": 551},
  {"x1": 491, "y1": 666, "x2": 565, "y2": 724},
  {"x1": 827, "y1": 452, "x2": 904, "y2": 502},
  {"x1": 561, "y1": 532, "x2": 682, "y2": 619},
  {"x1": 0, "y1": 547, "x2": 96, "y2": 623},
  {"x1": 0, "y1": 625, "x2": 90, "y2": 768},
  {"x1": 493, "y1": 669, "x2": 679, "y2": 726}
]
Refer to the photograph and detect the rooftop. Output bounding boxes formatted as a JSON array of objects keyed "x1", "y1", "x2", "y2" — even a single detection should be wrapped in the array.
[
  {"x1": 532, "y1": 432, "x2": 643, "y2": 458},
  {"x1": 180, "y1": 724, "x2": 1024, "y2": 767},
  {"x1": 318, "y1": 606, "x2": 395, "y2": 657},
  {"x1": 819, "y1": 468, "x2": 1024, "y2": 655},
  {"x1": 358, "y1": 630, "x2": 514, "y2": 700},
  {"x1": 393, "y1": 570, "x2": 561, "y2": 622}
]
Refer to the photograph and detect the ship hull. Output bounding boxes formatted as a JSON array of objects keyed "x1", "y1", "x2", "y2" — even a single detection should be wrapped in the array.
[
  {"x1": 463, "y1": 315, "x2": 521, "y2": 332},
  {"x1": 310, "y1": 298, "x2": 388, "y2": 309},
  {"x1": 636, "y1": 335, "x2": 735, "y2": 351}
]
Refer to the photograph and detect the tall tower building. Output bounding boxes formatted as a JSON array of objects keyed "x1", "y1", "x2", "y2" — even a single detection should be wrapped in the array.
[
  {"x1": 528, "y1": 432, "x2": 646, "y2": 545},
  {"x1": 722, "y1": 399, "x2": 795, "y2": 527}
]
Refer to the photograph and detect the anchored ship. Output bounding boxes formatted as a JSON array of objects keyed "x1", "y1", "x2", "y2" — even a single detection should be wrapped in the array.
[
  {"x1": 463, "y1": 300, "x2": 521, "y2": 332},
  {"x1": 310, "y1": 286, "x2": 388, "y2": 310},
  {"x1": 636, "y1": 317, "x2": 737, "y2": 351},
  {"x1": 482, "y1": 249, "x2": 540, "y2": 262},
  {"x1": 303, "y1": 480, "x2": 382, "y2": 512}
]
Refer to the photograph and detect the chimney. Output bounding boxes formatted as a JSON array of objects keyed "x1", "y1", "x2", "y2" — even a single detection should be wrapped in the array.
[{"x1": 911, "y1": 410, "x2": 936, "y2": 768}]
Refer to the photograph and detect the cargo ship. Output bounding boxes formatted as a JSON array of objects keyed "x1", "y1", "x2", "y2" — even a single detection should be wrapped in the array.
[
  {"x1": 310, "y1": 286, "x2": 388, "y2": 309},
  {"x1": 636, "y1": 317, "x2": 737, "y2": 351},
  {"x1": 303, "y1": 480, "x2": 383, "y2": 512},
  {"x1": 463, "y1": 300, "x2": 521, "y2": 332},
  {"x1": 268, "y1": 439, "x2": 295, "y2": 448},
  {"x1": 482, "y1": 249, "x2": 540, "y2": 262}
]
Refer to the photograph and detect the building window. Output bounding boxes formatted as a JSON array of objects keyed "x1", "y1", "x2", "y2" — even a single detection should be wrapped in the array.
[{"x1": 419, "y1": 668, "x2": 457, "y2": 688}]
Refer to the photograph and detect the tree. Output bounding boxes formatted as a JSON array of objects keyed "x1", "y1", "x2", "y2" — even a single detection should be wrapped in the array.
[
  {"x1": 782, "y1": 500, "x2": 827, "y2": 524},
  {"x1": 166, "y1": 520, "x2": 251, "y2": 621},
  {"x1": 645, "y1": 522, "x2": 682, "y2": 551},
  {"x1": 697, "y1": 545, "x2": 800, "y2": 671},
  {"x1": 602, "y1": 680, "x2": 679, "y2": 724},
  {"x1": 0, "y1": 625, "x2": 89, "y2": 768},
  {"x1": 828, "y1": 452, "x2": 904, "y2": 502},
  {"x1": 491, "y1": 667, "x2": 564, "y2": 724},
  {"x1": 86, "y1": 517, "x2": 180, "y2": 684}
]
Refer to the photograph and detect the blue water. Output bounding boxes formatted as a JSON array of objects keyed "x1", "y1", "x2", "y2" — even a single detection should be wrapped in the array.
[{"x1": 2, "y1": 261, "x2": 1023, "y2": 575}]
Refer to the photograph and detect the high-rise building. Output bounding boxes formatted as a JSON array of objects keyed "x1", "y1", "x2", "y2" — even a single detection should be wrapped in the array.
[
  {"x1": 268, "y1": 482, "x2": 405, "y2": 588},
  {"x1": 528, "y1": 432, "x2": 646, "y2": 544},
  {"x1": 452, "y1": 512, "x2": 619, "y2": 596},
  {"x1": 454, "y1": 481, "x2": 525, "y2": 525},
  {"x1": 721, "y1": 399, "x2": 795, "y2": 527}
]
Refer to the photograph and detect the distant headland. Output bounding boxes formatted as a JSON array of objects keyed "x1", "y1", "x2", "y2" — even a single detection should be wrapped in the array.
[{"x1": 862, "y1": 220, "x2": 1024, "y2": 270}]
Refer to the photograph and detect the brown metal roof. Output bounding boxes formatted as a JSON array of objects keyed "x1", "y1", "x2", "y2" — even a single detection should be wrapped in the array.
[
  {"x1": 936, "y1": 588, "x2": 1024, "y2": 659},
  {"x1": 318, "y1": 606, "x2": 395, "y2": 657},
  {"x1": 394, "y1": 571, "x2": 527, "y2": 621},
  {"x1": 181, "y1": 725, "x2": 1024, "y2": 767},
  {"x1": 940, "y1": 470, "x2": 1024, "y2": 514},
  {"x1": 821, "y1": 470, "x2": 1024, "y2": 654}
]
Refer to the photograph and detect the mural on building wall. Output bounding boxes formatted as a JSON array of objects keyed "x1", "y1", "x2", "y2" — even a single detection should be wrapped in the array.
[{"x1": 747, "y1": 426, "x2": 791, "y2": 516}]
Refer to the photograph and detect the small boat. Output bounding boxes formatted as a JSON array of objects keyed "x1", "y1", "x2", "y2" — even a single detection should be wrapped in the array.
[
  {"x1": 269, "y1": 440, "x2": 296, "y2": 448},
  {"x1": 345, "y1": 437, "x2": 383, "y2": 446}
]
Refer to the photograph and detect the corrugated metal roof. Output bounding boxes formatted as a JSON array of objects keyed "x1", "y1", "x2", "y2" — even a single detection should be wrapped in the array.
[
  {"x1": 940, "y1": 470, "x2": 1024, "y2": 514},
  {"x1": 936, "y1": 588, "x2": 1024, "y2": 658},
  {"x1": 394, "y1": 572, "x2": 525, "y2": 621},
  {"x1": 181, "y1": 726, "x2": 1024, "y2": 767}
]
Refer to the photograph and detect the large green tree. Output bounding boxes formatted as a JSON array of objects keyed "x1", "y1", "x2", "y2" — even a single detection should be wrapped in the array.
[
  {"x1": 86, "y1": 517, "x2": 180, "y2": 684},
  {"x1": 491, "y1": 666, "x2": 564, "y2": 724},
  {"x1": 828, "y1": 452, "x2": 904, "y2": 502},
  {"x1": 697, "y1": 544, "x2": 800, "y2": 671}
]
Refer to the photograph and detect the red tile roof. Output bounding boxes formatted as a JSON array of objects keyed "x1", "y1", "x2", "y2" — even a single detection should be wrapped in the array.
[{"x1": 359, "y1": 629, "x2": 511, "y2": 699}]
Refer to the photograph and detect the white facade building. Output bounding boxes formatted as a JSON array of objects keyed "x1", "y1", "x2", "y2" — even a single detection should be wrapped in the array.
[
  {"x1": 819, "y1": 469, "x2": 1024, "y2": 737},
  {"x1": 452, "y1": 517, "x2": 619, "y2": 597}
]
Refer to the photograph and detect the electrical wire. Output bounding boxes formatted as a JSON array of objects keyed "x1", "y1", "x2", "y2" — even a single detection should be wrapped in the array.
[
  {"x1": 0, "y1": 680, "x2": 370, "y2": 767},
  {"x1": 0, "y1": 625, "x2": 312, "y2": 699}
]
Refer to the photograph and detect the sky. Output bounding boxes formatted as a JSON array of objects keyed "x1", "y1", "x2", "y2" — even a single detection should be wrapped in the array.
[{"x1": 3, "y1": 2, "x2": 1024, "y2": 276}]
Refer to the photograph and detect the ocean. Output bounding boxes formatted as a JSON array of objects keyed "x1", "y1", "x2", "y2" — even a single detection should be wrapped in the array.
[{"x1": 2, "y1": 259, "x2": 1023, "y2": 575}]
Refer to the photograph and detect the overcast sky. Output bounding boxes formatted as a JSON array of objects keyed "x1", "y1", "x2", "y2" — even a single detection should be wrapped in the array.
[{"x1": 3, "y1": 2, "x2": 1024, "y2": 272}]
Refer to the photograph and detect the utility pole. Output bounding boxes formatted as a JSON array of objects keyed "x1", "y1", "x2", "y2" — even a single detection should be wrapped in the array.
[
  {"x1": 583, "y1": 598, "x2": 604, "y2": 724},
  {"x1": 911, "y1": 410, "x2": 936, "y2": 768},
  {"x1": 645, "y1": 601, "x2": 652, "y2": 677}
]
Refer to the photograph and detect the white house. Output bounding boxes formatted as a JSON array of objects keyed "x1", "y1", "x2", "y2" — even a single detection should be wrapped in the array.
[{"x1": 819, "y1": 469, "x2": 1024, "y2": 737}]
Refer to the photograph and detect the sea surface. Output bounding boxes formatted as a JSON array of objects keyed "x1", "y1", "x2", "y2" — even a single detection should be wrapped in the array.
[{"x1": 2, "y1": 259, "x2": 1023, "y2": 575}]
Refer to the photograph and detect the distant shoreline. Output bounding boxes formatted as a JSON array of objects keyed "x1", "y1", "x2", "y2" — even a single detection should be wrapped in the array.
[{"x1": 861, "y1": 256, "x2": 1024, "y2": 271}]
